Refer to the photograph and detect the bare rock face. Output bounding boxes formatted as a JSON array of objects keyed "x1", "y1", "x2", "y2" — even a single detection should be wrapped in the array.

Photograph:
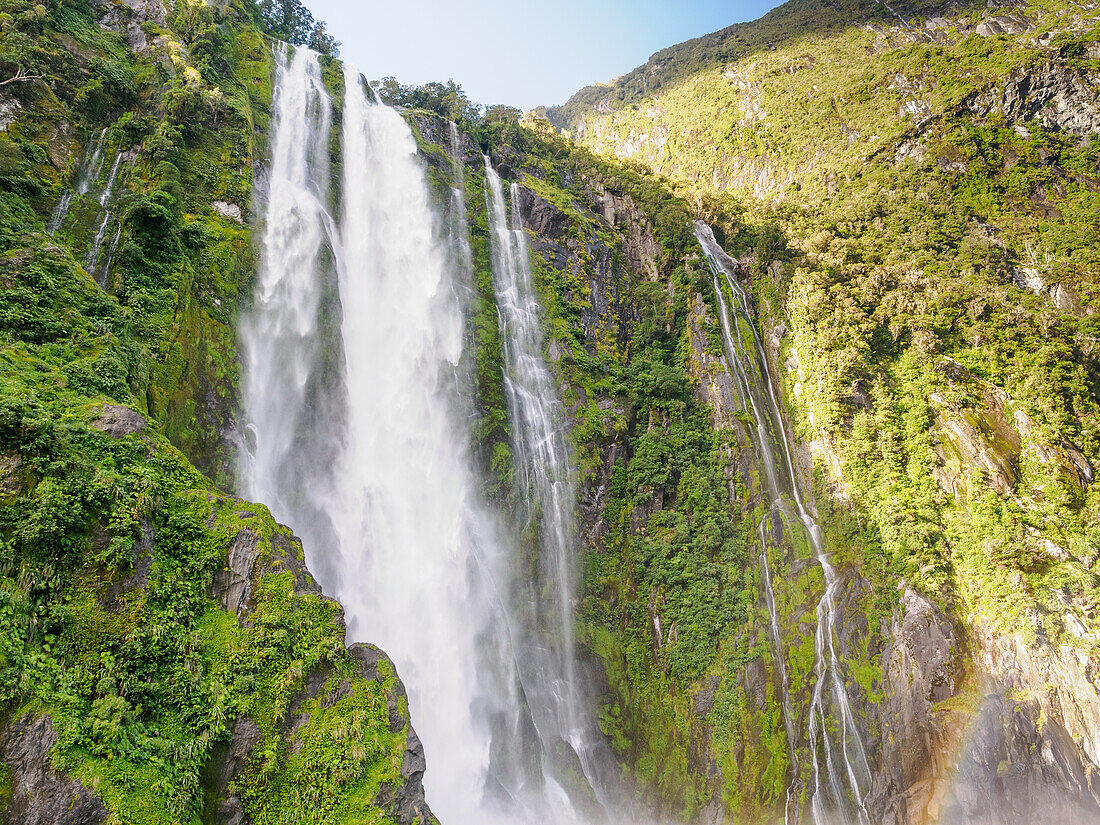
[
  {"x1": 91, "y1": 404, "x2": 148, "y2": 438},
  {"x1": 867, "y1": 588, "x2": 964, "y2": 825},
  {"x1": 974, "y1": 13, "x2": 1032, "y2": 38},
  {"x1": 210, "y1": 527, "x2": 262, "y2": 618},
  {"x1": 0, "y1": 451, "x2": 23, "y2": 502},
  {"x1": 974, "y1": 624, "x2": 1100, "y2": 771},
  {"x1": 969, "y1": 59, "x2": 1100, "y2": 137},
  {"x1": 0, "y1": 715, "x2": 107, "y2": 825},
  {"x1": 89, "y1": 0, "x2": 168, "y2": 52},
  {"x1": 940, "y1": 695, "x2": 1100, "y2": 825},
  {"x1": 513, "y1": 185, "x2": 571, "y2": 239}
]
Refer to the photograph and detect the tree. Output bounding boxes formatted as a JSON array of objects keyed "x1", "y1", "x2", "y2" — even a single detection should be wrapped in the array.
[
  {"x1": 376, "y1": 77, "x2": 479, "y2": 125},
  {"x1": 256, "y1": 0, "x2": 314, "y2": 47},
  {"x1": 307, "y1": 20, "x2": 339, "y2": 57}
]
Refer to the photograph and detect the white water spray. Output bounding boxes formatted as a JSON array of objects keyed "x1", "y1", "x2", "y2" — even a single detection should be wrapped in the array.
[
  {"x1": 242, "y1": 45, "x2": 621, "y2": 825},
  {"x1": 484, "y1": 162, "x2": 628, "y2": 816}
]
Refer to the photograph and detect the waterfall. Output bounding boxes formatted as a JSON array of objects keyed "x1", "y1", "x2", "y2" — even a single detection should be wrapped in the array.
[
  {"x1": 47, "y1": 127, "x2": 107, "y2": 234},
  {"x1": 694, "y1": 221, "x2": 872, "y2": 825},
  {"x1": 483, "y1": 161, "x2": 629, "y2": 807},
  {"x1": 333, "y1": 60, "x2": 511, "y2": 823},
  {"x1": 241, "y1": 43, "x2": 620, "y2": 825},
  {"x1": 78, "y1": 128, "x2": 108, "y2": 196},
  {"x1": 484, "y1": 161, "x2": 578, "y2": 710},
  {"x1": 446, "y1": 121, "x2": 478, "y2": 409},
  {"x1": 239, "y1": 42, "x2": 334, "y2": 529},
  {"x1": 85, "y1": 149, "x2": 126, "y2": 274},
  {"x1": 47, "y1": 191, "x2": 73, "y2": 234}
]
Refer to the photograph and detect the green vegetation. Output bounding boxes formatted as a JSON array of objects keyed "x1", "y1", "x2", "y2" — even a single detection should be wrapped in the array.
[
  {"x1": 528, "y1": 0, "x2": 1099, "y2": 816},
  {"x1": 254, "y1": 0, "x2": 339, "y2": 56},
  {"x1": 560, "y1": 0, "x2": 1100, "y2": 645}
]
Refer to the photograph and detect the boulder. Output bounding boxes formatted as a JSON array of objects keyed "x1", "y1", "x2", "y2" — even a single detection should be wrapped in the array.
[
  {"x1": 91, "y1": 405, "x2": 148, "y2": 438},
  {"x1": 0, "y1": 715, "x2": 107, "y2": 825}
]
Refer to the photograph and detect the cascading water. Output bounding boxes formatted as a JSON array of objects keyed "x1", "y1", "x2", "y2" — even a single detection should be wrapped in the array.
[
  {"x1": 239, "y1": 41, "x2": 335, "y2": 542},
  {"x1": 446, "y1": 121, "x2": 478, "y2": 409},
  {"x1": 79, "y1": 129, "x2": 108, "y2": 195},
  {"x1": 85, "y1": 150, "x2": 127, "y2": 275},
  {"x1": 483, "y1": 162, "x2": 622, "y2": 815},
  {"x1": 694, "y1": 221, "x2": 872, "y2": 825},
  {"x1": 48, "y1": 127, "x2": 107, "y2": 234},
  {"x1": 241, "y1": 43, "x2": 619, "y2": 825}
]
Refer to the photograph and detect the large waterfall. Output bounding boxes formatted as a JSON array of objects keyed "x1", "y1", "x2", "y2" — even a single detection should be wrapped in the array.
[
  {"x1": 241, "y1": 45, "x2": 619, "y2": 825},
  {"x1": 695, "y1": 222, "x2": 871, "y2": 825}
]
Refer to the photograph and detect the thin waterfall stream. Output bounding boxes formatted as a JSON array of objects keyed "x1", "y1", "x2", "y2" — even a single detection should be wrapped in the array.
[
  {"x1": 695, "y1": 221, "x2": 871, "y2": 825},
  {"x1": 483, "y1": 161, "x2": 626, "y2": 817}
]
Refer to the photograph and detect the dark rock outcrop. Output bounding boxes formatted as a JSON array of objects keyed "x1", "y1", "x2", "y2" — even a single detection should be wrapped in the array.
[
  {"x1": 89, "y1": 0, "x2": 168, "y2": 53},
  {"x1": 91, "y1": 404, "x2": 148, "y2": 438},
  {"x1": 350, "y1": 644, "x2": 438, "y2": 825},
  {"x1": 0, "y1": 715, "x2": 107, "y2": 825},
  {"x1": 203, "y1": 523, "x2": 437, "y2": 825},
  {"x1": 513, "y1": 185, "x2": 571, "y2": 239}
]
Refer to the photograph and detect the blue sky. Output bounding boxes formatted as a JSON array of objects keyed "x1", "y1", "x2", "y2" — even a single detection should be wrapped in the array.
[{"x1": 304, "y1": 0, "x2": 782, "y2": 110}]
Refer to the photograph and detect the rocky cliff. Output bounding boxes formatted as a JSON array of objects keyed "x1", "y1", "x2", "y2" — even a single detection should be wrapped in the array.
[
  {"x1": 522, "y1": 0, "x2": 1100, "y2": 821},
  {"x1": 2, "y1": 0, "x2": 1099, "y2": 822}
]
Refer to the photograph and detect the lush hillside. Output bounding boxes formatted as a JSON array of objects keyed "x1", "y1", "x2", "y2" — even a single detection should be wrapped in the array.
[
  {"x1": 551, "y1": 0, "x2": 1100, "y2": 649},
  {"x1": 541, "y1": 0, "x2": 1100, "y2": 821},
  {"x1": 1, "y1": 0, "x2": 1098, "y2": 822}
]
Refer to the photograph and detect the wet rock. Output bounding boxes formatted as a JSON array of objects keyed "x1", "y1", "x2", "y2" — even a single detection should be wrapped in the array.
[
  {"x1": 210, "y1": 528, "x2": 261, "y2": 617},
  {"x1": 102, "y1": 517, "x2": 155, "y2": 608},
  {"x1": 940, "y1": 695, "x2": 1100, "y2": 825},
  {"x1": 0, "y1": 452, "x2": 22, "y2": 501},
  {"x1": 868, "y1": 588, "x2": 963, "y2": 825},
  {"x1": 205, "y1": 715, "x2": 262, "y2": 825},
  {"x1": 0, "y1": 94, "x2": 21, "y2": 132},
  {"x1": 0, "y1": 715, "x2": 107, "y2": 825},
  {"x1": 203, "y1": 530, "x2": 436, "y2": 825},
  {"x1": 974, "y1": 624, "x2": 1100, "y2": 769},
  {"x1": 91, "y1": 404, "x2": 148, "y2": 438},
  {"x1": 975, "y1": 13, "x2": 1032, "y2": 38},
  {"x1": 929, "y1": 365, "x2": 1022, "y2": 497}
]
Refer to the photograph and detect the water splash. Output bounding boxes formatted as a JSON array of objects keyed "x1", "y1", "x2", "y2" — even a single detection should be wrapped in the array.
[
  {"x1": 241, "y1": 45, "x2": 616, "y2": 825},
  {"x1": 694, "y1": 221, "x2": 871, "y2": 825}
]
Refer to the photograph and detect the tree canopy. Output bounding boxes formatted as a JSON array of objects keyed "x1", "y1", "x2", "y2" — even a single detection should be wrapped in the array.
[{"x1": 254, "y1": 0, "x2": 339, "y2": 56}]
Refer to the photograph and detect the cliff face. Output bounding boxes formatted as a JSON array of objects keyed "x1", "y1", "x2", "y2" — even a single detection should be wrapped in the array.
[
  {"x1": 3, "y1": 0, "x2": 1099, "y2": 822},
  {"x1": 540, "y1": 0, "x2": 1100, "y2": 821}
]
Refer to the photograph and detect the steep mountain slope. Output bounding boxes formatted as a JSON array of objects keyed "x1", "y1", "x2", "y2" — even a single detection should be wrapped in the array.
[{"x1": 540, "y1": 0, "x2": 1100, "y2": 822}]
